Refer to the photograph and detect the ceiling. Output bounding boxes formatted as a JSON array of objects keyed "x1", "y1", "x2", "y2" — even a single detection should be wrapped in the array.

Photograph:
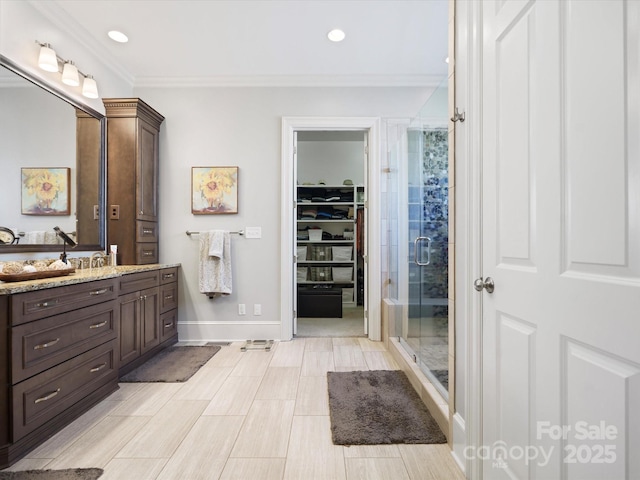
[{"x1": 45, "y1": 0, "x2": 448, "y2": 87}]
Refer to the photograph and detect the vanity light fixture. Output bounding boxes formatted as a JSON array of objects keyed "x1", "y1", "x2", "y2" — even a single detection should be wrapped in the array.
[
  {"x1": 327, "y1": 29, "x2": 346, "y2": 42},
  {"x1": 35, "y1": 41, "x2": 99, "y2": 99},
  {"x1": 37, "y1": 43, "x2": 58, "y2": 72},
  {"x1": 82, "y1": 75, "x2": 99, "y2": 99},
  {"x1": 61, "y1": 61, "x2": 80, "y2": 86}
]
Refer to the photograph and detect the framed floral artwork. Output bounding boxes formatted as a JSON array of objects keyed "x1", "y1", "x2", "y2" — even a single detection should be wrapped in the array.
[
  {"x1": 191, "y1": 166, "x2": 239, "y2": 214},
  {"x1": 21, "y1": 167, "x2": 70, "y2": 215}
]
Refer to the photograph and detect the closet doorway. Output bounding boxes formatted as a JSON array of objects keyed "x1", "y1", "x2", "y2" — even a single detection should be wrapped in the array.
[
  {"x1": 295, "y1": 131, "x2": 366, "y2": 337},
  {"x1": 280, "y1": 117, "x2": 382, "y2": 341}
]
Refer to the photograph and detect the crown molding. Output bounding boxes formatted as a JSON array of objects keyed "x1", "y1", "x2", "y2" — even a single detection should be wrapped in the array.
[
  {"x1": 27, "y1": 0, "x2": 134, "y2": 87},
  {"x1": 133, "y1": 74, "x2": 446, "y2": 88}
]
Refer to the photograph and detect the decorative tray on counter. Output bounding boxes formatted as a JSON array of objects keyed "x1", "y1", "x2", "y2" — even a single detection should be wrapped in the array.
[{"x1": 0, "y1": 268, "x2": 76, "y2": 282}]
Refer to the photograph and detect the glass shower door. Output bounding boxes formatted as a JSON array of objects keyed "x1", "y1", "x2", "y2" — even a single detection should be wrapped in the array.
[{"x1": 403, "y1": 81, "x2": 449, "y2": 399}]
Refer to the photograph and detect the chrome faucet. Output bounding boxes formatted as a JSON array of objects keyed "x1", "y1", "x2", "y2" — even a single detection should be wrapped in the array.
[{"x1": 90, "y1": 251, "x2": 107, "y2": 268}]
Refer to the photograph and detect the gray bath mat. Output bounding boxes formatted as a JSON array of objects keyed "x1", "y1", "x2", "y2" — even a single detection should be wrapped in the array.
[
  {"x1": 0, "y1": 468, "x2": 103, "y2": 479},
  {"x1": 327, "y1": 370, "x2": 446, "y2": 445},
  {"x1": 119, "y1": 345, "x2": 220, "y2": 382}
]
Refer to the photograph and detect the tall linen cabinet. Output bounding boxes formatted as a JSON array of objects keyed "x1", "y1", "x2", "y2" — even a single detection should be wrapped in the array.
[{"x1": 104, "y1": 98, "x2": 165, "y2": 265}]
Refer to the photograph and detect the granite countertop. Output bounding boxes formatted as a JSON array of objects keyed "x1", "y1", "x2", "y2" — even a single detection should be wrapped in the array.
[{"x1": 0, "y1": 263, "x2": 181, "y2": 295}]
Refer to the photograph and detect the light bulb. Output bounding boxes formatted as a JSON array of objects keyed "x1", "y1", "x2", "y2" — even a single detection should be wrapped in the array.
[
  {"x1": 38, "y1": 44, "x2": 59, "y2": 72},
  {"x1": 82, "y1": 75, "x2": 99, "y2": 99},
  {"x1": 62, "y1": 61, "x2": 80, "y2": 86}
]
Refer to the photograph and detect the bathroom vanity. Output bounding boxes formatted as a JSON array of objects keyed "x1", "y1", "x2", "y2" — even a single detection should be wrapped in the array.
[{"x1": 0, "y1": 264, "x2": 179, "y2": 468}]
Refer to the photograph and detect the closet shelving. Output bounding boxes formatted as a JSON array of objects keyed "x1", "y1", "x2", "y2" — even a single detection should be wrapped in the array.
[{"x1": 296, "y1": 184, "x2": 364, "y2": 305}]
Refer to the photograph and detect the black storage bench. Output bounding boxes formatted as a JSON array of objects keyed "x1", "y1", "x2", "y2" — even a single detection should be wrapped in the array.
[{"x1": 297, "y1": 287, "x2": 342, "y2": 318}]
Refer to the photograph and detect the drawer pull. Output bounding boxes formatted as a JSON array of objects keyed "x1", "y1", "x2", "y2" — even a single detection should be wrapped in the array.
[
  {"x1": 143, "y1": 228, "x2": 154, "y2": 234},
  {"x1": 34, "y1": 299, "x2": 58, "y2": 308},
  {"x1": 89, "y1": 320, "x2": 108, "y2": 329},
  {"x1": 90, "y1": 288, "x2": 109, "y2": 296},
  {"x1": 90, "y1": 363, "x2": 107, "y2": 373},
  {"x1": 164, "y1": 321, "x2": 174, "y2": 328},
  {"x1": 34, "y1": 388, "x2": 61, "y2": 404},
  {"x1": 34, "y1": 338, "x2": 60, "y2": 350},
  {"x1": 163, "y1": 273, "x2": 174, "y2": 279},
  {"x1": 143, "y1": 251, "x2": 154, "y2": 257},
  {"x1": 164, "y1": 295, "x2": 174, "y2": 300}
]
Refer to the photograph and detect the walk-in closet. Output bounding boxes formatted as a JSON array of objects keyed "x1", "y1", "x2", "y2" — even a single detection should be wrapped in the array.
[{"x1": 295, "y1": 131, "x2": 367, "y2": 337}]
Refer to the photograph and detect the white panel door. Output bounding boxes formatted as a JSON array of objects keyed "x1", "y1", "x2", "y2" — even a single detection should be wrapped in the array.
[{"x1": 481, "y1": 1, "x2": 640, "y2": 479}]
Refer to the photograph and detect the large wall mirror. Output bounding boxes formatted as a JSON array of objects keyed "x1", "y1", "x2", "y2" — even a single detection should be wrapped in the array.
[{"x1": 0, "y1": 55, "x2": 105, "y2": 254}]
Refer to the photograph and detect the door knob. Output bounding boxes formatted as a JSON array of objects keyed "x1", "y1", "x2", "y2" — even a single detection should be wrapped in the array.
[{"x1": 474, "y1": 277, "x2": 495, "y2": 293}]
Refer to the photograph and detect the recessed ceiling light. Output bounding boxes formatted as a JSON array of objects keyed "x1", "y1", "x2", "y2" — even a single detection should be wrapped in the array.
[
  {"x1": 327, "y1": 29, "x2": 346, "y2": 42},
  {"x1": 108, "y1": 30, "x2": 128, "y2": 43}
]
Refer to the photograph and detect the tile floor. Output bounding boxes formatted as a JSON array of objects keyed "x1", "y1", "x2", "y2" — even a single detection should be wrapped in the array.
[{"x1": 3, "y1": 338, "x2": 465, "y2": 480}]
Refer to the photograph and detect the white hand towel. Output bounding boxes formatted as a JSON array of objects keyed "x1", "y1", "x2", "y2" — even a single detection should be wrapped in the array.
[{"x1": 199, "y1": 230, "x2": 232, "y2": 297}]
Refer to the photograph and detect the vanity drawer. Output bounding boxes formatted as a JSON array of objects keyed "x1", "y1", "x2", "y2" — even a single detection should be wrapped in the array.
[
  {"x1": 136, "y1": 220, "x2": 158, "y2": 243},
  {"x1": 12, "y1": 340, "x2": 118, "y2": 441},
  {"x1": 117, "y1": 270, "x2": 159, "y2": 296},
  {"x1": 159, "y1": 267, "x2": 178, "y2": 285},
  {"x1": 11, "y1": 300, "x2": 118, "y2": 383},
  {"x1": 160, "y1": 283, "x2": 177, "y2": 313},
  {"x1": 160, "y1": 309, "x2": 178, "y2": 343},
  {"x1": 11, "y1": 279, "x2": 117, "y2": 326},
  {"x1": 136, "y1": 242, "x2": 158, "y2": 264}
]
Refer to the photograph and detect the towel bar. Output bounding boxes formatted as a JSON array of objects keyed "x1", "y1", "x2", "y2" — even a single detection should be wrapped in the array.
[{"x1": 186, "y1": 230, "x2": 244, "y2": 236}]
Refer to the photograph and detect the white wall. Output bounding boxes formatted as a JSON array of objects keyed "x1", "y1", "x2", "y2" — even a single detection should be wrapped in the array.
[
  {"x1": 297, "y1": 132, "x2": 365, "y2": 186},
  {"x1": 134, "y1": 86, "x2": 434, "y2": 341}
]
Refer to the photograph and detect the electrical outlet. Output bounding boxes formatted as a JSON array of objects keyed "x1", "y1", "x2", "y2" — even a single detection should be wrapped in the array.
[
  {"x1": 238, "y1": 303, "x2": 246, "y2": 315},
  {"x1": 93, "y1": 205, "x2": 100, "y2": 220},
  {"x1": 110, "y1": 205, "x2": 120, "y2": 219},
  {"x1": 253, "y1": 304, "x2": 262, "y2": 316}
]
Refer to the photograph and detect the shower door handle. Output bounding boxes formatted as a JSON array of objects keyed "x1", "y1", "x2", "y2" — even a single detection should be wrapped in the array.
[{"x1": 413, "y1": 236, "x2": 432, "y2": 266}]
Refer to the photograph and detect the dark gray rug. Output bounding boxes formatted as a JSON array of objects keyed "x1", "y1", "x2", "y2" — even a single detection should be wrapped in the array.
[
  {"x1": 119, "y1": 345, "x2": 221, "y2": 382},
  {"x1": 0, "y1": 469, "x2": 103, "y2": 479},
  {"x1": 327, "y1": 370, "x2": 447, "y2": 445}
]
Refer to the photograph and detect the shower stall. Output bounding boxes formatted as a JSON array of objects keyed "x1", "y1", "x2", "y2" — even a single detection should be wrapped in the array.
[{"x1": 387, "y1": 80, "x2": 449, "y2": 400}]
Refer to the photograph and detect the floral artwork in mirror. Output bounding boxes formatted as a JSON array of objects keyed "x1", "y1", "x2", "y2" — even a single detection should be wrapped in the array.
[
  {"x1": 21, "y1": 167, "x2": 70, "y2": 215},
  {"x1": 191, "y1": 166, "x2": 238, "y2": 214}
]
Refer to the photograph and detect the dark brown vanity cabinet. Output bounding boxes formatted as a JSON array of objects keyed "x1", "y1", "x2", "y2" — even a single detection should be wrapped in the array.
[
  {"x1": 117, "y1": 268, "x2": 179, "y2": 375},
  {"x1": 0, "y1": 279, "x2": 119, "y2": 468},
  {"x1": 104, "y1": 98, "x2": 165, "y2": 265}
]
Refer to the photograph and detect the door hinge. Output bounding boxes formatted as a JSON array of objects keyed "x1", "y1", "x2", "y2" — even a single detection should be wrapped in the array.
[
  {"x1": 293, "y1": 310, "x2": 296, "y2": 318},
  {"x1": 293, "y1": 146, "x2": 297, "y2": 154},
  {"x1": 363, "y1": 255, "x2": 368, "y2": 264},
  {"x1": 293, "y1": 200, "x2": 297, "y2": 208},
  {"x1": 364, "y1": 200, "x2": 368, "y2": 209},
  {"x1": 294, "y1": 255, "x2": 297, "y2": 263},
  {"x1": 364, "y1": 146, "x2": 369, "y2": 155},
  {"x1": 364, "y1": 310, "x2": 368, "y2": 319}
]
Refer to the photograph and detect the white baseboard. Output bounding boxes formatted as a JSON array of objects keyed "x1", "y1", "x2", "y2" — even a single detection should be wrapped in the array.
[{"x1": 178, "y1": 321, "x2": 282, "y2": 343}]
